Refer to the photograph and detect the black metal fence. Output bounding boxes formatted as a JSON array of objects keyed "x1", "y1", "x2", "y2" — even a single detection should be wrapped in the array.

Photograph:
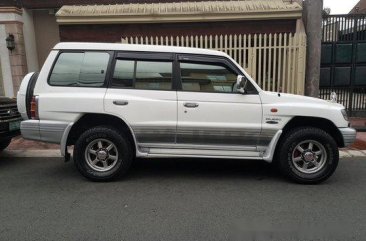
[{"x1": 320, "y1": 14, "x2": 366, "y2": 116}]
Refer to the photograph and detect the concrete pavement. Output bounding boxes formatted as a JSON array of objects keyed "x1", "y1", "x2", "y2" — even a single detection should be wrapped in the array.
[{"x1": 0, "y1": 156, "x2": 365, "y2": 241}]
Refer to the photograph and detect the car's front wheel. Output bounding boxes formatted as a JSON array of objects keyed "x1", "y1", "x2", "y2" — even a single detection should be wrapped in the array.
[
  {"x1": 73, "y1": 126, "x2": 133, "y2": 181},
  {"x1": 0, "y1": 138, "x2": 12, "y2": 152},
  {"x1": 277, "y1": 127, "x2": 339, "y2": 184}
]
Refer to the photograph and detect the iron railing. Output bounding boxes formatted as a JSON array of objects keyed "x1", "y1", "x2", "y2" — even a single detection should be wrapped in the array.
[{"x1": 321, "y1": 14, "x2": 366, "y2": 116}]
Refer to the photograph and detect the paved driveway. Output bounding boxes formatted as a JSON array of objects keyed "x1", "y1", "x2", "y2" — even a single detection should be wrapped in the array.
[{"x1": 0, "y1": 157, "x2": 365, "y2": 241}]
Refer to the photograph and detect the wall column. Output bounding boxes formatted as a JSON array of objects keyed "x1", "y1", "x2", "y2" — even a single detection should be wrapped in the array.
[{"x1": 0, "y1": 7, "x2": 28, "y2": 97}]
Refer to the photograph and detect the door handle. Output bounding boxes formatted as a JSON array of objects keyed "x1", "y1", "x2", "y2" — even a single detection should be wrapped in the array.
[
  {"x1": 183, "y1": 102, "x2": 199, "y2": 108},
  {"x1": 113, "y1": 100, "x2": 129, "y2": 106}
]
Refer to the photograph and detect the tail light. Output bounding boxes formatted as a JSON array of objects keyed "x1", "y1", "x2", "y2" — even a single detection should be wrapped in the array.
[{"x1": 30, "y1": 96, "x2": 39, "y2": 120}]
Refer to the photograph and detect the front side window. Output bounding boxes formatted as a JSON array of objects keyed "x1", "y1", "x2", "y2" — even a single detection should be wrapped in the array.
[
  {"x1": 180, "y1": 62, "x2": 237, "y2": 93},
  {"x1": 49, "y1": 52, "x2": 110, "y2": 87},
  {"x1": 112, "y1": 59, "x2": 173, "y2": 90}
]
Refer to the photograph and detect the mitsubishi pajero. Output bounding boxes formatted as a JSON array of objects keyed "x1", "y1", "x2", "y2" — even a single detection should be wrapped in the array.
[{"x1": 17, "y1": 43, "x2": 356, "y2": 183}]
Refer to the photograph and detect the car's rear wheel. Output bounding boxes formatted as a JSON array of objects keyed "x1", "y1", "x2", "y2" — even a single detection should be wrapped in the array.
[
  {"x1": 277, "y1": 127, "x2": 339, "y2": 184},
  {"x1": 73, "y1": 126, "x2": 133, "y2": 181},
  {"x1": 0, "y1": 138, "x2": 11, "y2": 152}
]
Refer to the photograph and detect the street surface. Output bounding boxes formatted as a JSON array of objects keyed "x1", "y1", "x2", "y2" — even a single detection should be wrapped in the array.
[{"x1": 0, "y1": 157, "x2": 365, "y2": 241}]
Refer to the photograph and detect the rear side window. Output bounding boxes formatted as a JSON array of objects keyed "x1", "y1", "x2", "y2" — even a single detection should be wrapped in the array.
[
  {"x1": 112, "y1": 59, "x2": 173, "y2": 90},
  {"x1": 49, "y1": 52, "x2": 110, "y2": 87}
]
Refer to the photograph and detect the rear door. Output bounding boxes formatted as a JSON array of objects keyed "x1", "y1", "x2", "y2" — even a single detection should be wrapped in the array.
[
  {"x1": 36, "y1": 50, "x2": 112, "y2": 143},
  {"x1": 104, "y1": 52, "x2": 177, "y2": 153},
  {"x1": 176, "y1": 55, "x2": 262, "y2": 152}
]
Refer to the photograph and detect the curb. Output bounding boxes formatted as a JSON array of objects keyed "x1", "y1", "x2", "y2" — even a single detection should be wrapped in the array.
[
  {"x1": 1, "y1": 149, "x2": 366, "y2": 158},
  {"x1": 0, "y1": 150, "x2": 62, "y2": 158},
  {"x1": 339, "y1": 149, "x2": 366, "y2": 158}
]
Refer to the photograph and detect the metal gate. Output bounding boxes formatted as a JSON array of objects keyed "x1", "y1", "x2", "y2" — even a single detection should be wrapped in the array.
[{"x1": 320, "y1": 14, "x2": 366, "y2": 116}]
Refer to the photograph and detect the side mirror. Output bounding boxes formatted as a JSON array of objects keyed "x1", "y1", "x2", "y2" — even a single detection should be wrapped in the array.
[{"x1": 236, "y1": 75, "x2": 248, "y2": 94}]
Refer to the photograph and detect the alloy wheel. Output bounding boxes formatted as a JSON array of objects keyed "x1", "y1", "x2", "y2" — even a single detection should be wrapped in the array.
[
  {"x1": 291, "y1": 140, "x2": 327, "y2": 174},
  {"x1": 85, "y1": 138, "x2": 119, "y2": 172}
]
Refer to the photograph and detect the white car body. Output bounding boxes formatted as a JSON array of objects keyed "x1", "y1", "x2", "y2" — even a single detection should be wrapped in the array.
[{"x1": 17, "y1": 42, "x2": 356, "y2": 162}]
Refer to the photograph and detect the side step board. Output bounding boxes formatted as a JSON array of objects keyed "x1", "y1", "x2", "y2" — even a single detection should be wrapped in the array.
[
  {"x1": 148, "y1": 147, "x2": 262, "y2": 158},
  {"x1": 139, "y1": 143, "x2": 263, "y2": 159},
  {"x1": 137, "y1": 130, "x2": 282, "y2": 162}
]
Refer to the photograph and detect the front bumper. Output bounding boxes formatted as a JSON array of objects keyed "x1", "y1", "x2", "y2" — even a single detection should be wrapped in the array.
[
  {"x1": 0, "y1": 130, "x2": 20, "y2": 141},
  {"x1": 339, "y1": 127, "x2": 357, "y2": 147},
  {"x1": 0, "y1": 119, "x2": 22, "y2": 141}
]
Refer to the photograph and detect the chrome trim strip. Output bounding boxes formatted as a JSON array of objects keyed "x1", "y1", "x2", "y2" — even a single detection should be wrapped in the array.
[
  {"x1": 148, "y1": 148, "x2": 261, "y2": 157},
  {"x1": 0, "y1": 117, "x2": 22, "y2": 123},
  {"x1": 263, "y1": 130, "x2": 283, "y2": 163},
  {"x1": 339, "y1": 127, "x2": 357, "y2": 147},
  {"x1": 138, "y1": 143, "x2": 257, "y2": 151},
  {"x1": 145, "y1": 153, "x2": 263, "y2": 160}
]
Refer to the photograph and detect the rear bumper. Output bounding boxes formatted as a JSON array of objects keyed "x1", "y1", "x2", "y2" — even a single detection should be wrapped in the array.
[
  {"x1": 21, "y1": 120, "x2": 69, "y2": 144},
  {"x1": 339, "y1": 127, "x2": 357, "y2": 147}
]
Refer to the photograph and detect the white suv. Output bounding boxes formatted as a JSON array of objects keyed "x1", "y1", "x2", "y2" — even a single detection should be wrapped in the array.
[{"x1": 17, "y1": 42, "x2": 356, "y2": 183}]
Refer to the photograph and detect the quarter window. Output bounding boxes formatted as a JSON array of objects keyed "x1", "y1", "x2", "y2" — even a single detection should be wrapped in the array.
[
  {"x1": 112, "y1": 59, "x2": 173, "y2": 90},
  {"x1": 49, "y1": 52, "x2": 110, "y2": 87},
  {"x1": 180, "y1": 62, "x2": 237, "y2": 93}
]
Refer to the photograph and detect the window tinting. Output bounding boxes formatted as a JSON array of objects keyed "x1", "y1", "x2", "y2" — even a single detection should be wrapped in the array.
[
  {"x1": 135, "y1": 61, "x2": 172, "y2": 90},
  {"x1": 49, "y1": 52, "x2": 109, "y2": 87},
  {"x1": 112, "y1": 60, "x2": 173, "y2": 90},
  {"x1": 112, "y1": 60, "x2": 135, "y2": 88},
  {"x1": 180, "y1": 62, "x2": 237, "y2": 93}
]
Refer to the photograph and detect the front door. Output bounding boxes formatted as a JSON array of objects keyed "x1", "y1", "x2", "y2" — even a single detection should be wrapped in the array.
[
  {"x1": 104, "y1": 52, "x2": 177, "y2": 153},
  {"x1": 176, "y1": 55, "x2": 262, "y2": 155}
]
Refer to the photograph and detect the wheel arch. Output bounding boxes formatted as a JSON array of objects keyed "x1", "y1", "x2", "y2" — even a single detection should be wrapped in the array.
[
  {"x1": 280, "y1": 116, "x2": 344, "y2": 148},
  {"x1": 66, "y1": 113, "x2": 137, "y2": 154}
]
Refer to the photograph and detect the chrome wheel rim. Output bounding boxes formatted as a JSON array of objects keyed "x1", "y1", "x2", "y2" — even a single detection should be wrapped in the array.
[
  {"x1": 85, "y1": 139, "x2": 119, "y2": 172},
  {"x1": 292, "y1": 140, "x2": 327, "y2": 174}
]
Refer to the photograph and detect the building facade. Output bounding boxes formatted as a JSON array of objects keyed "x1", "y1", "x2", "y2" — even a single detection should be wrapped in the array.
[{"x1": 0, "y1": 0, "x2": 305, "y2": 97}]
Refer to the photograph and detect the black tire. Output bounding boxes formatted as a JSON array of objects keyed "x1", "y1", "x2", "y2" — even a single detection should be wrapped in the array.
[
  {"x1": 0, "y1": 138, "x2": 11, "y2": 152},
  {"x1": 73, "y1": 126, "x2": 133, "y2": 181},
  {"x1": 276, "y1": 127, "x2": 339, "y2": 184}
]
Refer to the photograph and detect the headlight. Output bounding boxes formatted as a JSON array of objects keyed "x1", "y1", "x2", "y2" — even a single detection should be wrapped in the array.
[{"x1": 341, "y1": 109, "x2": 348, "y2": 121}]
